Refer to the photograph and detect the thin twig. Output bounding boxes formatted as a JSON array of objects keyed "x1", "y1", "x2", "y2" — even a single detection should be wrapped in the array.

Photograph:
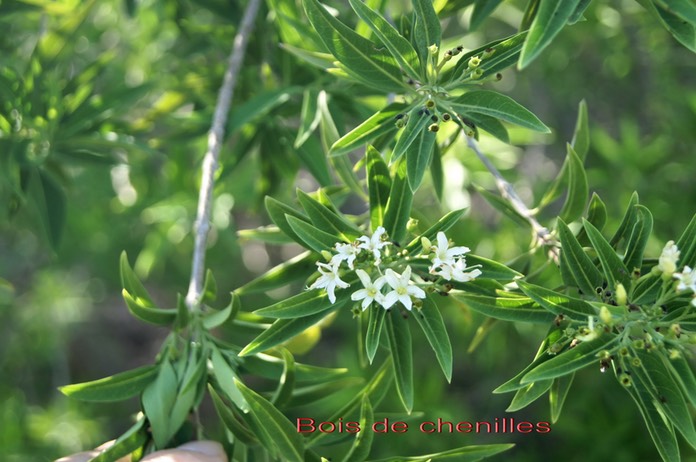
[
  {"x1": 465, "y1": 134, "x2": 559, "y2": 261},
  {"x1": 185, "y1": 0, "x2": 262, "y2": 311}
]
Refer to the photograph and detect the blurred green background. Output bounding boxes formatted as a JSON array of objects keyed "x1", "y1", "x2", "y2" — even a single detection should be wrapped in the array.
[{"x1": 1, "y1": 0, "x2": 695, "y2": 460}]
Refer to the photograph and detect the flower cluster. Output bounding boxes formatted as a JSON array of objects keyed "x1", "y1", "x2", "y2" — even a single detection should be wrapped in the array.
[
  {"x1": 308, "y1": 227, "x2": 481, "y2": 311},
  {"x1": 658, "y1": 240, "x2": 696, "y2": 307}
]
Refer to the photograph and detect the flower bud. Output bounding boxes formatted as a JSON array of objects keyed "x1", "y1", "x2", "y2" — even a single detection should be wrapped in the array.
[
  {"x1": 615, "y1": 283, "x2": 627, "y2": 306},
  {"x1": 406, "y1": 218, "x2": 419, "y2": 233},
  {"x1": 421, "y1": 236, "x2": 432, "y2": 252},
  {"x1": 600, "y1": 306, "x2": 613, "y2": 326},
  {"x1": 428, "y1": 44, "x2": 439, "y2": 55},
  {"x1": 619, "y1": 373, "x2": 632, "y2": 387},
  {"x1": 472, "y1": 68, "x2": 483, "y2": 79},
  {"x1": 428, "y1": 123, "x2": 439, "y2": 132},
  {"x1": 442, "y1": 113, "x2": 451, "y2": 121},
  {"x1": 482, "y1": 48, "x2": 495, "y2": 59},
  {"x1": 468, "y1": 56, "x2": 481, "y2": 69},
  {"x1": 321, "y1": 250, "x2": 332, "y2": 261}
]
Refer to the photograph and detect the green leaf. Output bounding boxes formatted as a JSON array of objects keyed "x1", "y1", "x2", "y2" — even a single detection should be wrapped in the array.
[
  {"x1": 406, "y1": 124, "x2": 436, "y2": 191},
  {"x1": 386, "y1": 308, "x2": 414, "y2": 412},
  {"x1": 414, "y1": 297, "x2": 453, "y2": 382},
  {"x1": 470, "y1": 255, "x2": 523, "y2": 281},
  {"x1": 609, "y1": 192, "x2": 640, "y2": 248},
  {"x1": 366, "y1": 306, "x2": 387, "y2": 364},
  {"x1": 558, "y1": 144, "x2": 588, "y2": 223},
  {"x1": 405, "y1": 208, "x2": 466, "y2": 254},
  {"x1": 572, "y1": 100, "x2": 590, "y2": 159},
  {"x1": 240, "y1": 302, "x2": 345, "y2": 357},
  {"x1": 568, "y1": 0, "x2": 592, "y2": 23},
  {"x1": 122, "y1": 289, "x2": 177, "y2": 326},
  {"x1": 287, "y1": 215, "x2": 344, "y2": 253},
  {"x1": 622, "y1": 367, "x2": 681, "y2": 462},
  {"x1": 470, "y1": 0, "x2": 504, "y2": 30},
  {"x1": 412, "y1": 0, "x2": 442, "y2": 71},
  {"x1": 238, "y1": 225, "x2": 296, "y2": 245},
  {"x1": 430, "y1": 143, "x2": 444, "y2": 200},
  {"x1": 651, "y1": 0, "x2": 696, "y2": 52},
  {"x1": 444, "y1": 32, "x2": 528, "y2": 85},
  {"x1": 475, "y1": 186, "x2": 530, "y2": 227},
  {"x1": 506, "y1": 379, "x2": 553, "y2": 412},
  {"x1": 90, "y1": 417, "x2": 148, "y2": 462},
  {"x1": 452, "y1": 293, "x2": 554, "y2": 323},
  {"x1": 119, "y1": 251, "x2": 154, "y2": 306},
  {"x1": 236, "y1": 252, "x2": 316, "y2": 295},
  {"x1": 228, "y1": 87, "x2": 300, "y2": 133},
  {"x1": 303, "y1": 0, "x2": 407, "y2": 92},
  {"x1": 464, "y1": 113, "x2": 510, "y2": 143},
  {"x1": 549, "y1": 373, "x2": 575, "y2": 423},
  {"x1": 521, "y1": 333, "x2": 618, "y2": 383},
  {"x1": 621, "y1": 205, "x2": 652, "y2": 276},
  {"x1": 284, "y1": 376, "x2": 366, "y2": 408},
  {"x1": 676, "y1": 213, "x2": 696, "y2": 267},
  {"x1": 241, "y1": 353, "x2": 349, "y2": 383},
  {"x1": 517, "y1": 281, "x2": 596, "y2": 320},
  {"x1": 494, "y1": 331, "x2": 562, "y2": 393},
  {"x1": 632, "y1": 350, "x2": 696, "y2": 448},
  {"x1": 366, "y1": 145, "x2": 392, "y2": 231},
  {"x1": 667, "y1": 354, "x2": 696, "y2": 407},
  {"x1": 264, "y1": 196, "x2": 312, "y2": 247},
  {"x1": 586, "y1": 192, "x2": 607, "y2": 230},
  {"x1": 341, "y1": 395, "x2": 375, "y2": 462},
  {"x1": 557, "y1": 219, "x2": 604, "y2": 296},
  {"x1": 307, "y1": 358, "x2": 393, "y2": 446},
  {"x1": 518, "y1": 0, "x2": 582, "y2": 69},
  {"x1": 297, "y1": 189, "x2": 361, "y2": 241},
  {"x1": 366, "y1": 443, "x2": 515, "y2": 462},
  {"x1": 254, "y1": 288, "x2": 336, "y2": 319},
  {"x1": 202, "y1": 269, "x2": 217, "y2": 304},
  {"x1": 202, "y1": 292, "x2": 241, "y2": 330},
  {"x1": 383, "y1": 159, "x2": 414, "y2": 243},
  {"x1": 209, "y1": 385, "x2": 257, "y2": 445},
  {"x1": 270, "y1": 348, "x2": 296, "y2": 408},
  {"x1": 450, "y1": 90, "x2": 550, "y2": 132},
  {"x1": 583, "y1": 219, "x2": 631, "y2": 290},
  {"x1": 35, "y1": 169, "x2": 66, "y2": 249},
  {"x1": 211, "y1": 347, "x2": 249, "y2": 412},
  {"x1": 142, "y1": 360, "x2": 178, "y2": 448},
  {"x1": 655, "y1": 0, "x2": 696, "y2": 23},
  {"x1": 392, "y1": 106, "x2": 433, "y2": 162},
  {"x1": 235, "y1": 378, "x2": 305, "y2": 462},
  {"x1": 331, "y1": 103, "x2": 406, "y2": 156},
  {"x1": 348, "y1": 0, "x2": 420, "y2": 79},
  {"x1": 295, "y1": 89, "x2": 321, "y2": 148},
  {"x1": 59, "y1": 365, "x2": 158, "y2": 402},
  {"x1": 297, "y1": 135, "x2": 333, "y2": 187}
]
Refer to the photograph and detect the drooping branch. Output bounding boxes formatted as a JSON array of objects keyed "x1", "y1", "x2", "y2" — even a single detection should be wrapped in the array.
[
  {"x1": 465, "y1": 134, "x2": 559, "y2": 260},
  {"x1": 185, "y1": 0, "x2": 262, "y2": 311}
]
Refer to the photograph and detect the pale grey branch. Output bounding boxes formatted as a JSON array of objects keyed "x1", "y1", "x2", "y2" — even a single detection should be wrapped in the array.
[{"x1": 185, "y1": 0, "x2": 262, "y2": 311}]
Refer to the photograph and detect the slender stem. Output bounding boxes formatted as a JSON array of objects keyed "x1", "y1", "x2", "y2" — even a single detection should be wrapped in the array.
[
  {"x1": 185, "y1": 0, "x2": 261, "y2": 311},
  {"x1": 465, "y1": 134, "x2": 559, "y2": 260}
]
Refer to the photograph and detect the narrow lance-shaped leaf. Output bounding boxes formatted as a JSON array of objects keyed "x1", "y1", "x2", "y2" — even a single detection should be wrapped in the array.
[
  {"x1": 331, "y1": 103, "x2": 406, "y2": 157},
  {"x1": 412, "y1": 0, "x2": 441, "y2": 72},
  {"x1": 583, "y1": 219, "x2": 631, "y2": 290},
  {"x1": 366, "y1": 145, "x2": 392, "y2": 231},
  {"x1": 240, "y1": 300, "x2": 346, "y2": 357},
  {"x1": 549, "y1": 373, "x2": 575, "y2": 423},
  {"x1": 518, "y1": 0, "x2": 582, "y2": 69},
  {"x1": 558, "y1": 144, "x2": 588, "y2": 223},
  {"x1": 651, "y1": 1, "x2": 696, "y2": 53},
  {"x1": 386, "y1": 307, "x2": 414, "y2": 413},
  {"x1": 453, "y1": 293, "x2": 554, "y2": 323},
  {"x1": 406, "y1": 124, "x2": 436, "y2": 191},
  {"x1": 235, "y1": 378, "x2": 305, "y2": 462},
  {"x1": 295, "y1": 89, "x2": 321, "y2": 148},
  {"x1": 620, "y1": 365, "x2": 681, "y2": 462},
  {"x1": 449, "y1": 90, "x2": 550, "y2": 132},
  {"x1": 392, "y1": 106, "x2": 432, "y2": 162},
  {"x1": 366, "y1": 443, "x2": 515, "y2": 462},
  {"x1": 405, "y1": 208, "x2": 466, "y2": 254},
  {"x1": 142, "y1": 359, "x2": 178, "y2": 448},
  {"x1": 517, "y1": 281, "x2": 596, "y2": 320},
  {"x1": 414, "y1": 297, "x2": 453, "y2": 382},
  {"x1": 556, "y1": 219, "x2": 604, "y2": 297},
  {"x1": 264, "y1": 196, "x2": 312, "y2": 248},
  {"x1": 470, "y1": 0, "x2": 504, "y2": 30},
  {"x1": 506, "y1": 379, "x2": 553, "y2": 412},
  {"x1": 383, "y1": 159, "x2": 414, "y2": 243},
  {"x1": 287, "y1": 215, "x2": 345, "y2": 253},
  {"x1": 120, "y1": 251, "x2": 154, "y2": 306},
  {"x1": 341, "y1": 395, "x2": 375, "y2": 462},
  {"x1": 348, "y1": 0, "x2": 420, "y2": 79},
  {"x1": 366, "y1": 305, "x2": 387, "y2": 364},
  {"x1": 122, "y1": 289, "x2": 177, "y2": 326},
  {"x1": 303, "y1": 0, "x2": 408, "y2": 92},
  {"x1": 235, "y1": 252, "x2": 316, "y2": 296},
  {"x1": 59, "y1": 365, "x2": 158, "y2": 402},
  {"x1": 296, "y1": 189, "x2": 361, "y2": 241},
  {"x1": 609, "y1": 192, "x2": 640, "y2": 248},
  {"x1": 676, "y1": 213, "x2": 696, "y2": 267},
  {"x1": 521, "y1": 333, "x2": 619, "y2": 383}
]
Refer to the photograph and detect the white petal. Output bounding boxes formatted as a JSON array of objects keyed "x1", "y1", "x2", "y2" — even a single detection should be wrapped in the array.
[
  {"x1": 361, "y1": 297, "x2": 372, "y2": 310},
  {"x1": 384, "y1": 269, "x2": 400, "y2": 289},
  {"x1": 355, "y1": 269, "x2": 372, "y2": 287},
  {"x1": 436, "y1": 232, "x2": 448, "y2": 251},
  {"x1": 382, "y1": 291, "x2": 399, "y2": 308},
  {"x1": 399, "y1": 293, "x2": 413, "y2": 310},
  {"x1": 352, "y1": 289, "x2": 369, "y2": 301},
  {"x1": 407, "y1": 285, "x2": 426, "y2": 299}
]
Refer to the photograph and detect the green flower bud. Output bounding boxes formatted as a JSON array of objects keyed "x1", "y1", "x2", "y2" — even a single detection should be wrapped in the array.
[
  {"x1": 632, "y1": 339, "x2": 645, "y2": 349},
  {"x1": 428, "y1": 44, "x2": 439, "y2": 55},
  {"x1": 468, "y1": 56, "x2": 481, "y2": 69},
  {"x1": 406, "y1": 218, "x2": 419, "y2": 233},
  {"x1": 619, "y1": 373, "x2": 632, "y2": 387},
  {"x1": 631, "y1": 357, "x2": 642, "y2": 368},
  {"x1": 442, "y1": 113, "x2": 451, "y2": 121},
  {"x1": 425, "y1": 99, "x2": 436, "y2": 109},
  {"x1": 421, "y1": 236, "x2": 432, "y2": 252},
  {"x1": 472, "y1": 68, "x2": 483, "y2": 79},
  {"x1": 321, "y1": 250, "x2": 332, "y2": 261},
  {"x1": 615, "y1": 283, "x2": 627, "y2": 306},
  {"x1": 600, "y1": 306, "x2": 613, "y2": 326},
  {"x1": 619, "y1": 346, "x2": 630, "y2": 357},
  {"x1": 428, "y1": 123, "x2": 440, "y2": 132},
  {"x1": 482, "y1": 47, "x2": 495, "y2": 59}
]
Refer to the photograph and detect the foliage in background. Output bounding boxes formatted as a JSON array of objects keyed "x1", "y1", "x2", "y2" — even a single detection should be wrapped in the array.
[{"x1": 1, "y1": 0, "x2": 696, "y2": 461}]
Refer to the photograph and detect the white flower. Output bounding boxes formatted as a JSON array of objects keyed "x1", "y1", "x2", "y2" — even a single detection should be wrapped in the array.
[
  {"x1": 357, "y1": 226, "x2": 390, "y2": 264},
  {"x1": 351, "y1": 269, "x2": 386, "y2": 310},
  {"x1": 433, "y1": 257, "x2": 482, "y2": 282},
  {"x1": 674, "y1": 266, "x2": 696, "y2": 293},
  {"x1": 331, "y1": 242, "x2": 359, "y2": 269},
  {"x1": 382, "y1": 266, "x2": 426, "y2": 311},
  {"x1": 308, "y1": 262, "x2": 350, "y2": 304},
  {"x1": 658, "y1": 240, "x2": 680, "y2": 275},
  {"x1": 430, "y1": 232, "x2": 470, "y2": 269}
]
